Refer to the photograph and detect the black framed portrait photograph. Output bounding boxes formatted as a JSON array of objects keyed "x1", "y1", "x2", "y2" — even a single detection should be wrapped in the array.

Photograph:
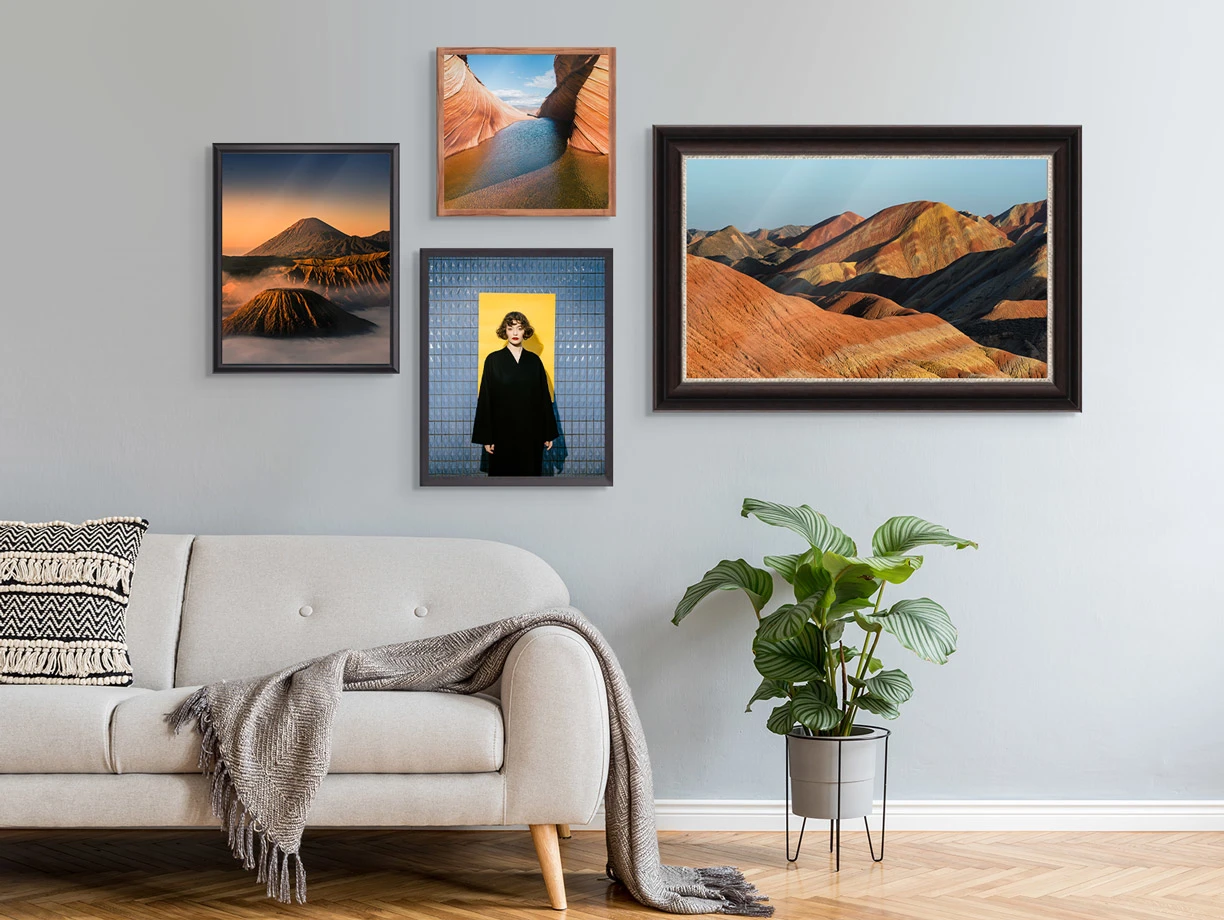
[
  {"x1": 213, "y1": 143, "x2": 399, "y2": 373},
  {"x1": 654, "y1": 125, "x2": 1081, "y2": 409},
  {"x1": 420, "y1": 249, "x2": 612, "y2": 486}
]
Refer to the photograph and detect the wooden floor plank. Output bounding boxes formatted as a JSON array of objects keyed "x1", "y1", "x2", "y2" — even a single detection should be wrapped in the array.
[{"x1": 0, "y1": 829, "x2": 1221, "y2": 918}]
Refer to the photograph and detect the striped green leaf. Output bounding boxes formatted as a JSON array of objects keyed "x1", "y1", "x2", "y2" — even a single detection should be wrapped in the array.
[
  {"x1": 764, "y1": 553, "x2": 801, "y2": 583},
  {"x1": 766, "y1": 701, "x2": 796, "y2": 735},
  {"x1": 830, "y1": 594, "x2": 878, "y2": 616},
  {"x1": 855, "y1": 693, "x2": 901, "y2": 720},
  {"x1": 825, "y1": 551, "x2": 923, "y2": 585},
  {"x1": 793, "y1": 561, "x2": 833, "y2": 604},
  {"x1": 856, "y1": 611, "x2": 886, "y2": 631},
  {"x1": 872, "y1": 516, "x2": 978, "y2": 556},
  {"x1": 672, "y1": 559, "x2": 773, "y2": 625},
  {"x1": 741, "y1": 499, "x2": 856, "y2": 555},
  {"x1": 864, "y1": 669, "x2": 913, "y2": 704},
  {"x1": 878, "y1": 597, "x2": 958, "y2": 664},
  {"x1": 745, "y1": 678, "x2": 789, "y2": 713},
  {"x1": 753, "y1": 623, "x2": 824, "y2": 682},
  {"x1": 792, "y1": 682, "x2": 841, "y2": 733},
  {"x1": 755, "y1": 597, "x2": 819, "y2": 643}
]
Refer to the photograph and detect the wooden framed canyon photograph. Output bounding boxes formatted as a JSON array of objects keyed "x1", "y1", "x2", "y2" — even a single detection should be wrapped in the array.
[
  {"x1": 653, "y1": 125, "x2": 1081, "y2": 409},
  {"x1": 437, "y1": 48, "x2": 615, "y2": 216},
  {"x1": 213, "y1": 143, "x2": 399, "y2": 373},
  {"x1": 420, "y1": 249, "x2": 612, "y2": 486}
]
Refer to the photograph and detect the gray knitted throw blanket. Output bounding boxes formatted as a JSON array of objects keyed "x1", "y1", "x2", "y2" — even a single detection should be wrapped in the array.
[{"x1": 169, "y1": 608, "x2": 772, "y2": 916}]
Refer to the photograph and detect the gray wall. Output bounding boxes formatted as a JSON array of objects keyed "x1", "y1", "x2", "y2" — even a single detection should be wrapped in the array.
[{"x1": 2, "y1": 0, "x2": 1221, "y2": 801}]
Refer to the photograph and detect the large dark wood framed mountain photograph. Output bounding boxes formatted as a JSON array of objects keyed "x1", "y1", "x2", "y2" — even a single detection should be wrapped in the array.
[
  {"x1": 213, "y1": 143, "x2": 399, "y2": 373},
  {"x1": 654, "y1": 126, "x2": 1081, "y2": 409},
  {"x1": 437, "y1": 48, "x2": 615, "y2": 216}
]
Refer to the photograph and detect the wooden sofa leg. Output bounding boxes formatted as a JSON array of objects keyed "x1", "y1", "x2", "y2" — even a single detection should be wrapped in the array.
[
  {"x1": 529, "y1": 823, "x2": 567, "y2": 910},
  {"x1": 557, "y1": 823, "x2": 572, "y2": 839}
]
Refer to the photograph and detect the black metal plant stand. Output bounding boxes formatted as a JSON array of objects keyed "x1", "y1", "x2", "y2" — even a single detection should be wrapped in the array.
[{"x1": 785, "y1": 727, "x2": 890, "y2": 870}]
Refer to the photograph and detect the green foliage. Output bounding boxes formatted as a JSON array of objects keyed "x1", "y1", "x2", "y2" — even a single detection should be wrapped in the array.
[
  {"x1": 672, "y1": 559, "x2": 773, "y2": 625},
  {"x1": 673, "y1": 503, "x2": 975, "y2": 737}
]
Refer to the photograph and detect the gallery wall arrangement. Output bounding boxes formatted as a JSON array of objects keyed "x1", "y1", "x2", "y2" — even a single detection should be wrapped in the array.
[
  {"x1": 213, "y1": 143, "x2": 400, "y2": 373},
  {"x1": 653, "y1": 125, "x2": 1082, "y2": 410},
  {"x1": 420, "y1": 249, "x2": 613, "y2": 486},
  {"x1": 208, "y1": 57, "x2": 1082, "y2": 488},
  {"x1": 437, "y1": 47, "x2": 616, "y2": 216}
]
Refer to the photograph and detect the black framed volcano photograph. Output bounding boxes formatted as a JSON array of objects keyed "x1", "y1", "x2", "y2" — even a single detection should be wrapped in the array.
[
  {"x1": 653, "y1": 126, "x2": 1081, "y2": 409},
  {"x1": 213, "y1": 143, "x2": 399, "y2": 373}
]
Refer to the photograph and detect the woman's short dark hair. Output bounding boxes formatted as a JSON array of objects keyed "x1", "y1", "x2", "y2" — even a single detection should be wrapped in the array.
[{"x1": 496, "y1": 311, "x2": 535, "y2": 340}]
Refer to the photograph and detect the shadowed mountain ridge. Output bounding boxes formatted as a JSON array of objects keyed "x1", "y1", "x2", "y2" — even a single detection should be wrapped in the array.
[
  {"x1": 222, "y1": 288, "x2": 376, "y2": 338},
  {"x1": 244, "y1": 218, "x2": 390, "y2": 259}
]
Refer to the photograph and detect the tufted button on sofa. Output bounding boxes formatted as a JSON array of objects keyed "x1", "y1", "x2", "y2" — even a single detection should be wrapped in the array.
[{"x1": 0, "y1": 535, "x2": 610, "y2": 909}]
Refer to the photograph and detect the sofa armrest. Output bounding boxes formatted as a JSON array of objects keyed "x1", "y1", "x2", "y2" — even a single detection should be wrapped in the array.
[{"x1": 499, "y1": 624, "x2": 609, "y2": 826}]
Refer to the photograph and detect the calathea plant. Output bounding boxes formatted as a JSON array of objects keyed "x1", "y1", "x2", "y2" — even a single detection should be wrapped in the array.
[{"x1": 673, "y1": 499, "x2": 976, "y2": 737}]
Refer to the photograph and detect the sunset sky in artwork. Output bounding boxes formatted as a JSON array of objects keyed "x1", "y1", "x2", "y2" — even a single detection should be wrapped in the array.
[{"x1": 221, "y1": 152, "x2": 391, "y2": 254}]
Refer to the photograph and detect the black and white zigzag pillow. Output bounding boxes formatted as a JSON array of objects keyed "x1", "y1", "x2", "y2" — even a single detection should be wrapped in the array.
[{"x1": 0, "y1": 517, "x2": 149, "y2": 685}]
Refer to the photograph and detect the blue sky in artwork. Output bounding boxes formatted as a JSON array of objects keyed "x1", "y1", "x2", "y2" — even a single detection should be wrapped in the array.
[
  {"x1": 685, "y1": 157, "x2": 1049, "y2": 231},
  {"x1": 466, "y1": 54, "x2": 556, "y2": 108}
]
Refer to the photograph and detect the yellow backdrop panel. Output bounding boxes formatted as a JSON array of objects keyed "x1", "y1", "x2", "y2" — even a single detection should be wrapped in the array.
[{"x1": 477, "y1": 293, "x2": 556, "y2": 398}]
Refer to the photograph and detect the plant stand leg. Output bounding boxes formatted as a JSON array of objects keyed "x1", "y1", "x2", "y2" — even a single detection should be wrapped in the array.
[
  {"x1": 834, "y1": 739, "x2": 843, "y2": 871},
  {"x1": 865, "y1": 731, "x2": 889, "y2": 862}
]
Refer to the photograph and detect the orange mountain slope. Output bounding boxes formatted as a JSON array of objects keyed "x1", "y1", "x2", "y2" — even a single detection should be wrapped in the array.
[
  {"x1": 817, "y1": 291, "x2": 918, "y2": 319},
  {"x1": 781, "y1": 211, "x2": 864, "y2": 250},
  {"x1": 981, "y1": 299, "x2": 1048, "y2": 321},
  {"x1": 441, "y1": 54, "x2": 528, "y2": 158},
  {"x1": 992, "y1": 200, "x2": 1048, "y2": 240},
  {"x1": 685, "y1": 255, "x2": 1045, "y2": 380},
  {"x1": 782, "y1": 201, "x2": 1012, "y2": 279}
]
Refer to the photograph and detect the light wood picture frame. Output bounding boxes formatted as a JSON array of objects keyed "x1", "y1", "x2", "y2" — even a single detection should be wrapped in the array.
[{"x1": 437, "y1": 48, "x2": 615, "y2": 217}]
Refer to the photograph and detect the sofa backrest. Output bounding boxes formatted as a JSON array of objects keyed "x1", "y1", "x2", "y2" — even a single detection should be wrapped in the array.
[
  {"x1": 125, "y1": 534, "x2": 194, "y2": 690},
  {"x1": 173, "y1": 535, "x2": 571, "y2": 686}
]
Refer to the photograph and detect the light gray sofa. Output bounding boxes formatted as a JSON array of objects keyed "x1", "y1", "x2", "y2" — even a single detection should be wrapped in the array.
[{"x1": 0, "y1": 534, "x2": 610, "y2": 909}]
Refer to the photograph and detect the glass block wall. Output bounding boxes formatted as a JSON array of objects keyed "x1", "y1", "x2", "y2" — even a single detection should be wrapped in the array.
[{"x1": 426, "y1": 255, "x2": 607, "y2": 478}]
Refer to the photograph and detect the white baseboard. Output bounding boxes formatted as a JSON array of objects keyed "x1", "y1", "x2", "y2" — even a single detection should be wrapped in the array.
[{"x1": 573, "y1": 800, "x2": 1224, "y2": 832}]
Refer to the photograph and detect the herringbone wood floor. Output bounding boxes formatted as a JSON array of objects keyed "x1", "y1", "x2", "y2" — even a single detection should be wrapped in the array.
[{"x1": 0, "y1": 829, "x2": 1221, "y2": 919}]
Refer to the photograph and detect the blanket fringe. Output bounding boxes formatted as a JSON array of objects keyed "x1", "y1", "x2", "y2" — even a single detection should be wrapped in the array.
[
  {"x1": 697, "y1": 867, "x2": 773, "y2": 917},
  {"x1": 166, "y1": 688, "x2": 307, "y2": 904}
]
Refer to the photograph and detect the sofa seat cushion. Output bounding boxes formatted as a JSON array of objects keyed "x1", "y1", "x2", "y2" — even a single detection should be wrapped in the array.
[
  {"x1": 0, "y1": 685, "x2": 148, "y2": 772},
  {"x1": 111, "y1": 687, "x2": 504, "y2": 775}
]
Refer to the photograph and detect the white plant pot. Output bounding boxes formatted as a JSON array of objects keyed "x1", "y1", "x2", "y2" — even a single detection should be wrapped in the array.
[{"x1": 787, "y1": 726, "x2": 887, "y2": 820}]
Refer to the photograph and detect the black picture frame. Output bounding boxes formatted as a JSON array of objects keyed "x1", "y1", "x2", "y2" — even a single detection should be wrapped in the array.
[
  {"x1": 213, "y1": 143, "x2": 400, "y2": 373},
  {"x1": 653, "y1": 125, "x2": 1081, "y2": 410},
  {"x1": 420, "y1": 248, "x2": 613, "y2": 487}
]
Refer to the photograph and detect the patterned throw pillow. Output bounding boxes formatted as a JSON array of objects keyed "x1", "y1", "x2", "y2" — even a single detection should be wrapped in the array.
[{"x1": 0, "y1": 517, "x2": 149, "y2": 685}]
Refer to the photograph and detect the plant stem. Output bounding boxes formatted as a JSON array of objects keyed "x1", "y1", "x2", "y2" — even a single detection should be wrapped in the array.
[
  {"x1": 839, "y1": 581, "x2": 888, "y2": 735},
  {"x1": 838, "y1": 643, "x2": 848, "y2": 709},
  {"x1": 840, "y1": 628, "x2": 882, "y2": 735}
]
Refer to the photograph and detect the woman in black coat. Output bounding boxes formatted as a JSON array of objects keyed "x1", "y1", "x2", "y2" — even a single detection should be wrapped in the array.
[{"x1": 471, "y1": 311, "x2": 558, "y2": 476}]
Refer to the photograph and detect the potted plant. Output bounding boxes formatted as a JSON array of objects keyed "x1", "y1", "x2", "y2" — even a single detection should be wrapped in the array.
[{"x1": 672, "y1": 499, "x2": 976, "y2": 820}]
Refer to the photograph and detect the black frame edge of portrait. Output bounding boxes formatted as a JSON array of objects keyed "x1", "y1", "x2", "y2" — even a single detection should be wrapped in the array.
[
  {"x1": 652, "y1": 125, "x2": 1082, "y2": 411},
  {"x1": 419, "y1": 248, "x2": 614, "y2": 487},
  {"x1": 213, "y1": 142, "x2": 401, "y2": 374}
]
